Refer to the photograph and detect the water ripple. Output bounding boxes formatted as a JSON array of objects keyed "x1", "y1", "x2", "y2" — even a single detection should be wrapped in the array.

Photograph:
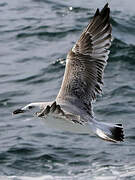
[{"x1": 0, "y1": 0, "x2": 135, "y2": 179}]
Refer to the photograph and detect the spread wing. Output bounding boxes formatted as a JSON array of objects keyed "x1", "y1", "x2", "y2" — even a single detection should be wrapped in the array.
[{"x1": 56, "y1": 3, "x2": 112, "y2": 116}]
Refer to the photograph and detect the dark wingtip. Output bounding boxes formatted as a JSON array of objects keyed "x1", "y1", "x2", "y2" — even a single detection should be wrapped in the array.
[
  {"x1": 111, "y1": 125, "x2": 124, "y2": 142},
  {"x1": 95, "y1": 8, "x2": 100, "y2": 16},
  {"x1": 102, "y1": 3, "x2": 109, "y2": 11},
  {"x1": 100, "y1": 3, "x2": 110, "y2": 16},
  {"x1": 93, "y1": 3, "x2": 110, "y2": 20},
  {"x1": 13, "y1": 109, "x2": 25, "y2": 115},
  {"x1": 105, "y1": 3, "x2": 109, "y2": 8}
]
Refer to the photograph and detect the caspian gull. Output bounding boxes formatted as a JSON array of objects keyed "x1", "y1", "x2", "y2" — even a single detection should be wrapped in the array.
[{"x1": 13, "y1": 4, "x2": 124, "y2": 143}]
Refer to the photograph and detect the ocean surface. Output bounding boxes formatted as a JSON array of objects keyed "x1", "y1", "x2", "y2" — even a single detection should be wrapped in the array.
[{"x1": 0, "y1": 0, "x2": 135, "y2": 179}]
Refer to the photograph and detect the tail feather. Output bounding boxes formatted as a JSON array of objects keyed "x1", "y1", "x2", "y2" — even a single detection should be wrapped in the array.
[
  {"x1": 91, "y1": 120, "x2": 124, "y2": 143},
  {"x1": 109, "y1": 124, "x2": 124, "y2": 142}
]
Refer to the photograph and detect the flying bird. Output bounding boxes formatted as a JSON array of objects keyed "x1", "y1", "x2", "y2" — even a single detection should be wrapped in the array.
[{"x1": 13, "y1": 4, "x2": 124, "y2": 143}]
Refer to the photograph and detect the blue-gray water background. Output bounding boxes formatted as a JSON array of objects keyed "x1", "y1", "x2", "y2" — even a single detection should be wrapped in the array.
[{"x1": 0, "y1": 0, "x2": 135, "y2": 179}]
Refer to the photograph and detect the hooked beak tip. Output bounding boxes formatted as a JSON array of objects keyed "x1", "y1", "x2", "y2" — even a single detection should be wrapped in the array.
[{"x1": 13, "y1": 109, "x2": 25, "y2": 115}]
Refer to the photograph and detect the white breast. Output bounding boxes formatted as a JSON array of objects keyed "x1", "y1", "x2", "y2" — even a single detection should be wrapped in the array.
[{"x1": 41, "y1": 114, "x2": 93, "y2": 134}]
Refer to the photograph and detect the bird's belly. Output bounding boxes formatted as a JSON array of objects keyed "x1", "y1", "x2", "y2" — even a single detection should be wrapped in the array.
[{"x1": 41, "y1": 114, "x2": 93, "y2": 134}]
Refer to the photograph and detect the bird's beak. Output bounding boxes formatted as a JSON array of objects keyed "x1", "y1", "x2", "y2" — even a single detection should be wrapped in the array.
[{"x1": 13, "y1": 109, "x2": 25, "y2": 115}]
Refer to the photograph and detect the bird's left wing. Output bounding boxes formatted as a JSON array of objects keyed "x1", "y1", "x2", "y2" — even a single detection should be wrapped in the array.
[{"x1": 56, "y1": 4, "x2": 112, "y2": 116}]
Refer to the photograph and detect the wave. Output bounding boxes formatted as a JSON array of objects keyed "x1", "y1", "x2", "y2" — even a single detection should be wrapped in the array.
[
  {"x1": 16, "y1": 29, "x2": 79, "y2": 40},
  {"x1": 110, "y1": 38, "x2": 135, "y2": 64},
  {"x1": 2, "y1": 162, "x2": 135, "y2": 179}
]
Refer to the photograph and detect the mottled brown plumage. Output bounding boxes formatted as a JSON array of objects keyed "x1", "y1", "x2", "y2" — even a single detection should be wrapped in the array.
[{"x1": 56, "y1": 3, "x2": 112, "y2": 118}]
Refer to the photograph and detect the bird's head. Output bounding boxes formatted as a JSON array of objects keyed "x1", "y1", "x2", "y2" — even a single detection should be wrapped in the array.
[
  {"x1": 13, "y1": 104, "x2": 37, "y2": 115},
  {"x1": 13, "y1": 104, "x2": 36, "y2": 115},
  {"x1": 12, "y1": 102, "x2": 45, "y2": 115},
  {"x1": 12, "y1": 102, "x2": 51, "y2": 116}
]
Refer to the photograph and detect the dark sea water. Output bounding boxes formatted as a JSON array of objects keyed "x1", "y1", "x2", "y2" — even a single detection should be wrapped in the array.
[{"x1": 0, "y1": 0, "x2": 135, "y2": 179}]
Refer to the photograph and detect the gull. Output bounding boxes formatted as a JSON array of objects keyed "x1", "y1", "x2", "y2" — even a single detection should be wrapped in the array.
[{"x1": 13, "y1": 4, "x2": 124, "y2": 143}]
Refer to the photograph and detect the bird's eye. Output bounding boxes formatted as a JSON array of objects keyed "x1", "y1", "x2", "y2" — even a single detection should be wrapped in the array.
[{"x1": 28, "y1": 106, "x2": 33, "y2": 109}]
